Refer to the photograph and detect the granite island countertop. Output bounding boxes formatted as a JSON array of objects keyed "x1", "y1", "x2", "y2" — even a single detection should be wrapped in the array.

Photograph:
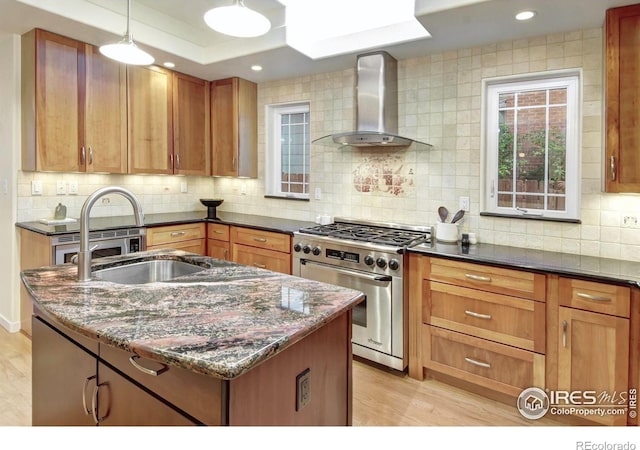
[{"x1": 20, "y1": 249, "x2": 364, "y2": 380}]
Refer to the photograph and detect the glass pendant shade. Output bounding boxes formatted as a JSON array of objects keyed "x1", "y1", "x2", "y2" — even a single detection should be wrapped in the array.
[
  {"x1": 99, "y1": 0, "x2": 154, "y2": 65},
  {"x1": 204, "y1": 0, "x2": 271, "y2": 37}
]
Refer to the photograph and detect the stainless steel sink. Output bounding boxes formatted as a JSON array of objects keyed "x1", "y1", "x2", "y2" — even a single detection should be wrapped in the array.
[{"x1": 94, "y1": 260, "x2": 206, "y2": 284}]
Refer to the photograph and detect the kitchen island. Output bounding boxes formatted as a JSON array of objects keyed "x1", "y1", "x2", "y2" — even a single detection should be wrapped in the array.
[{"x1": 20, "y1": 249, "x2": 364, "y2": 426}]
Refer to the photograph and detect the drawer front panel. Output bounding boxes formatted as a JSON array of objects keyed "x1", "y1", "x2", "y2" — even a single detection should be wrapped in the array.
[
  {"x1": 559, "y1": 278, "x2": 630, "y2": 318},
  {"x1": 147, "y1": 223, "x2": 205, "y2": 246},
  {"x1": 232, "y1": 244, "x2": 291, "y2": 274},
  {"x1": 423, "y1": 325, "x2": 544, "y2": 397},
  {"x1": 148, "y1": 239, "x2": 205, "y2": 255},
  {"x1": 231, "y1": 226, "x2": 290, "y2": 253},
  {"x1": 207, "y1": 223, "x2": 230, "y2": 242},
  {"x1": 429, "y1": 258, "x2": 545, "y2": 301},
  {"x1": 425, "y1": 281, "x2": 543, "y2": 352}
]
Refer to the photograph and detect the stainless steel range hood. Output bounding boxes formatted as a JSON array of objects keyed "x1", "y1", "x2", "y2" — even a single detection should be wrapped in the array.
[{"x1": 313, "y1": 51, "x2": 432, "y2": 149}]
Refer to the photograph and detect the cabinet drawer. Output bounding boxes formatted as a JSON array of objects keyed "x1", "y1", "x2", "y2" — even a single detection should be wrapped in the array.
[
  {"x1": 429, "y1": 258, "x2": 545, "y2": 301},
  {"x1": 424, "y1": 281, "x2": 545, "y2": 353},
  {"x1": 230, "y1": 226, "x2": 290, "y2": 253},
  {"x1": 148, "y1": 239, "x2": 205, "y2": 255},
  {"x1": 232, "y1": 244, "x2": 291, "y2": 274},
  {"x1": 559, "y1": 278, "x2": 630, "y2": 318},
  {"x1": 99, "y1": 344, "x2": 223, "y2": 425},
  {"x1": 207, "y1": 223, "x2": 230, "y2": 241},
  {"x1": 147, "y1": 223, "x2": 205, "y2": 246},
  {"x1": 423, "y1": 325, "x2": 545, "y2": 397}
]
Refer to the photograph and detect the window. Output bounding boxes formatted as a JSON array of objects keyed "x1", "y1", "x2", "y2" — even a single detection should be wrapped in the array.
[
  {"x1": 265, "y1": 102, "x2": 310, "y2": 199},
  {"x1": 482, "y1": 71, "x2": 581, "y2": 221}
]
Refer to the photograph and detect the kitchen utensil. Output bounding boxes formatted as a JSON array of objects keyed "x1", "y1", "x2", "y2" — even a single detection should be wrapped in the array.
[
  {"x1": 200, "y1": 199, "x2": 224, "y2": 220},
  {"x1": 451, "y1": 209, "x2": 465, "y2": 224},
  {"x1": 438, "y1": 206, "x2": 449, "y2": 222}
]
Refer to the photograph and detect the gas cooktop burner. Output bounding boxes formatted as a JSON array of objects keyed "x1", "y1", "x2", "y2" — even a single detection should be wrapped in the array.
[{"x1": 298, "y1": 220, "x2": 430, "y2": 247}]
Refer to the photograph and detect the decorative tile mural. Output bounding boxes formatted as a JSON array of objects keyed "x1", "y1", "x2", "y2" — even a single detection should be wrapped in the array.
[{"x1": 352, "y1": 151, "x2": 415, "y2": 196}]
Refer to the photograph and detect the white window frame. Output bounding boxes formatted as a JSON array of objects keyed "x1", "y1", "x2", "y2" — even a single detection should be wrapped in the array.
[
  {"x1": 481, "y1": 70, "x2": 582, "y2": 221},
  {"x1": 265, "y1": 101, "x2": 310, "y2": 200}
]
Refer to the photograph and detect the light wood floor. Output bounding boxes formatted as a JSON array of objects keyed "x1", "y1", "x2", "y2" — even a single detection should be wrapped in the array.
[{"x1": 0, "y1": 326, "x2": 563, "y2": 426}]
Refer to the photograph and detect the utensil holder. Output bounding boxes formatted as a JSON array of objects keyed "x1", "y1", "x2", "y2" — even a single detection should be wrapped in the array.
[{"x1": 436, "y1": 222, "x2": 459, "y2": 243}]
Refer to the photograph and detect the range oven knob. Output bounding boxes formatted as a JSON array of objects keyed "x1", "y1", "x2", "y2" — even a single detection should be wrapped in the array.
[
  {"x1": 302, "y1": 245, "x2": 311, "y2": 254},
  {"x1": 376, "y1": 257, "x2": 387, "y2": 269},
  {"x1": 312, "y1": 246, "x2": 322, "y2": 256},
  {"x1": 364, "y1": 255, "x2": 375, "y2": 266},
  {"x1": 388, "y1": 259, "x2": 400, "y2": 271},
  {"x1": 293, "y1": 243, "x2": 302, "y2": 252}
]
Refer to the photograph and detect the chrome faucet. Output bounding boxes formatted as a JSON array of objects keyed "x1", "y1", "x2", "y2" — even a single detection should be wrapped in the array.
[{"x1": 78, "y1": 186, "x2": 144, "y2": 281}]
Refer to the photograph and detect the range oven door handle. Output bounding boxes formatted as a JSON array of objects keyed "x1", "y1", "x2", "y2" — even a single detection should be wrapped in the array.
[{"x1": 301, "y1": 260, "x2": 392, "y2": 284}]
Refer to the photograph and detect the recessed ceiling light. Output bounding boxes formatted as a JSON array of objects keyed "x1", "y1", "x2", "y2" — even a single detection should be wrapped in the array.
[
  {"x1": 251, "y1": 65, "x2": 263, "y2": 71},
  {"x1": 515, "y1": 10, "x2": 536, "y2": 21},
  {"x1": 163, "y1": 62, "x2": 175, "y2": 68}
]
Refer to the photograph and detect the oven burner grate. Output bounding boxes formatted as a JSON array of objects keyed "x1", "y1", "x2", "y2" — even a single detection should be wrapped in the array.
[{"x1": 299, "y1": 222, "x2": 428, "y2": 247}]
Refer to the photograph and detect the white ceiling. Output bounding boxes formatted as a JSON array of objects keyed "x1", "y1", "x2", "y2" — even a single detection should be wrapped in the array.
[{"x1": 0, "y1": 0, "x2": 637, "y2": 83}]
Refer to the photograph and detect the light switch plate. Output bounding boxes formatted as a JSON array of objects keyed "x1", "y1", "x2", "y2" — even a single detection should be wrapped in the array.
[
  {"x1": 56, "y1": 180, "x2": 66, "y2": 195},
  {"x1": 31, "y1": 180, "x2": 42, "y2": 195},
  {"x1": 68, "y1": 180, "x2": 78, "y2": 195},
  {"x1": 296, "y1": 368, "x2": 311, "y2": 411},
  {"x1": 180, "y1": 181, "x2": 188, "y2": 193}
]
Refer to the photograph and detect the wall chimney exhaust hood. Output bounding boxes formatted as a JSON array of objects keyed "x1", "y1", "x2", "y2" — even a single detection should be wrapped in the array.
[{"x1": 313, "y1": 51, "x2": 432, "y2": 150}]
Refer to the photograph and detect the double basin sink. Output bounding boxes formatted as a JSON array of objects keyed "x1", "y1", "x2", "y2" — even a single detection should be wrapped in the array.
[{"x1": 94, "y1": 259, "x2": 207, "y2": 285}]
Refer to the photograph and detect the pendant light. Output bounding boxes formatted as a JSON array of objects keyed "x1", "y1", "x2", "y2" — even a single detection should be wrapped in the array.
[
  {"x1": 99, "y1": 0, "x2": 154, "y2": 65},
  {"x1": 204, "y1": 0, "x2": 271, "y2": 38}
]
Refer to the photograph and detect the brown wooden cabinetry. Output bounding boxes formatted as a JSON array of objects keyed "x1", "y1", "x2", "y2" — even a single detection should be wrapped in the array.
[
  {"x1": 22, "y1": 29, "x2": 127, "y2": 173},
  {"x1": 211, "y1": 77, "x2": 257, "y2": 177},
  {"x1": 207, "y1": 223, "x2": 230, "y2": 260},
  {"x1": 550, "y1": 277, "x2": 631, "y2": 426},
  {"x1": 19, "y1": 228, "x2": 52, "y2": 336},
  {"x1": 230, "y1": 226, "x2": 291, "y2": 274},
  {"x1": 605, "y1": 4, "x2": 640, "y2": 192},
  {"x1": 146, "y1": 223, "x2": 206, "y2": 255},
  {"x1": 409, "y1": 255, "x2": 546, "y2": 398}
]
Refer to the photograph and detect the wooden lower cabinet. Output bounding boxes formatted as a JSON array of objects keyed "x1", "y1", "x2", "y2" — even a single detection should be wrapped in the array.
[
  {"x1": 146, "y1": 223, "x2": 206, "y2": 255},
  {"x1": 229, "y1": 226, "x2": 292, "y2": 274},
  {"x1": 557, "y1": 306, "x2": 630, "y2": 426},
  {"x1": 207, "y1": 222, "x2": 230, "y2": 260},
  {"x1": 232, "y1": 243, "x2": 291, "y2": 274}
]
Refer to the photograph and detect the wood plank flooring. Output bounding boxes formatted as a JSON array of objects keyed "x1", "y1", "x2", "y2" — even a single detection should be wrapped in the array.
[{"x1": 0, "y1": 326, "x2": 564, "y2": 427}]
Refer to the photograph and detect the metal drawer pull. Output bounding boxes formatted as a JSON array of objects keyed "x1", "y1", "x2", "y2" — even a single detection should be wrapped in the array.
[
  {"x1": 91, "y1": 384, "x2": 101, "y2": 424},
  {"x1": 562, "y1": 320, "x2": 567, "y2": 348},
  {"x1": 464, "y1": 357, "x2": 491, "y2": 369},
  {"x1": 610, "y1": 155, "x2": 616, "y2": 181},
  {"x1": 253, "y1": 263, "x2": 267, "y2": 268},
  {"x1": 129, "y1": 355, "x2": 169, "y2": 376},
  {"x1": 81, "y1": 146, "x2": 86, "y2": 165},
  {"x1": 82, "y1": 374, "x2": 96, "y2": 415},
  {"x1": 465, "y1": 310, "x2": 492, "y2": 320},
  {"x1": 576, "y1": 292, "x2": 612, "y2": 302},
  {"x1": 253, "y1": 237, "x2": 268, "y2": 242},
  {"x1": 89, "y1": 147, "x2": 93, "y2": 165},
  {"x1": 464, "y1": 273, "x2": 492, "y2": 282},
  {"x1": 170, "y1": 231, "x2": 187, "y2": 237},
  {"x1": 214, "y1": 230, "x2": 224, "y2": 234}
]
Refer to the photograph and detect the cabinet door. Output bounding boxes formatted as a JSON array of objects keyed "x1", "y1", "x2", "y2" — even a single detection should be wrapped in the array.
[
  {"x1": 32, "y1": 317, "x2": 97, "y2": 426},
  {"x1": 173, "y1": 72, "x2": 210, "y2": 176},
  {"x1": 232, "y1": 243, "x2": 291, "y2": 274},
  {"x1": 29, "y1": 29, "x2": 83, "y2": 172},
  {"x1": 84, "y1": 45, "x2": 127, "y2": 173},
  {"x1": 211, "y1": 77, "x2": 257, "y2": 177},
  {"x1": 96, "y1": 363, "x2": 195, "y2": 426},
  {"x1": 128, "y1": 65, "x2": 173, "y2": 174},
  {"x1": 208, "y1": 239, "x2": 230, "y2": 260},
  {"x1": 606, "y1": 4, "x2": 640, "y2": 192},
  {"x1": 558, "y1": 307, "x2": 629, "y2": 425}
]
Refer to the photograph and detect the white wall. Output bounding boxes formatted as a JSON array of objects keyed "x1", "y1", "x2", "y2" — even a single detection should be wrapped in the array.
[
  {"x1": 0, "y1": 33, "x2": 21, "y2": 331},
  {"x1": 214, "y1": 27, "x2": 640, "y2": 262}
]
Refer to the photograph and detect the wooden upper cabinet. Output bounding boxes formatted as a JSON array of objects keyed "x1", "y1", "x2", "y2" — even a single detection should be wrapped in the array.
[
  {"x1": 173, "y1": 72, "x2": 210, "y2": 176},
  {"x1": 605, "y1": 4, "x2": 640, "y2": 192},
  {"x1": 128, "y1": 65, "x2": 173, "y2": 174},
  {"x1": 211, "y1": 77, "x2": 257, "y2": 177},
  {"x1": 21, "y1": 29, "x2": 127, "y2": 173}
]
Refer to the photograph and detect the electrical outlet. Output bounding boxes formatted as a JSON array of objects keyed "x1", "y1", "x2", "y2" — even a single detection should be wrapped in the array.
[
  {"x1": 31, "y1": 180, "x2": 42, "y2": 195},
  {"x1": 56, "y1": 180, "x2": 66, "y2": 195},
  {"x1": 180, "y1": 181, "x2": 188, "y2": 193},
  {"x1": 68, "y1": 180, "x2": 78, "y2": 195},
  {"x1": 459, "y1": 196, "x2": 470, "y2": 212},
  {"x1": 296, "y1": 368, "x2": 311, "y2": 411},
  {"x1": 315, "y1": 187, "x2": 322, "y2": 200},
  {"x1": 240, "y1": 184, "x2": 247, "y2": 195},
  {"x1": 622, "y1": 215, "x2": 639, "y2": 228}
]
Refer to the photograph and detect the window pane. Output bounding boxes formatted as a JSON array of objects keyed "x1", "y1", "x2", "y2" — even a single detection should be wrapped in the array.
[
  {"x1": 548, "y1": 106, "x2": 566, "y2": 193},
  {"x1": 278, "y1": 110, "x2": 309, "y2": 196},
  {"x1": 516, "y1": 107, "x2": 546, "y2": 193}
]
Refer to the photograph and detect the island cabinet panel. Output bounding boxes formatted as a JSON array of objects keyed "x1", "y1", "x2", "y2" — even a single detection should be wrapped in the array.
[
  {"x1": 19, "y1": 228, "x2": 52, "y2": 336},
  {"x1": 230, "y1": 226, "x2": 292, "y2": 274},
  {"x1": 228, "y1": 312, "x2": 352, "y2": 426},
  {"x1": 128, "y1": 65, "x2": 173, "y2": 174},
  {"x1": 606, "y1": 4, "x2": 640, "y2": 192},
  {"x1": 146, "y1": 223, "x2": 206, "y2": 255},
  {"x1": 207, "y1": 223, "x2": 230, "y2": 260}
]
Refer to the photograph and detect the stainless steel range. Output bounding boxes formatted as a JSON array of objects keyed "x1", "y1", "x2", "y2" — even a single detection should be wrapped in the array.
[{"x1": 292, "y1": 218, "x2": 431, "y2": 371}]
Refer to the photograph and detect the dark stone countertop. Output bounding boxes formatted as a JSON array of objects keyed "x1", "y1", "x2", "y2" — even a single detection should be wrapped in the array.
[
  {"x1": 409, "y1": 241, "x2": 640, "y2": 288},
  {"x1": 15, "y1": 211, "x2": 316, "y2": 236},
  {"x1": 20, "y1": 249, "x2": 364, "y2": 380}
]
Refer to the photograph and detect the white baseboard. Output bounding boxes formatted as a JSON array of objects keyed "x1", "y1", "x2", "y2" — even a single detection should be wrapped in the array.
[{"x1": 0, "y1": 313, "x2": 21, "y2": 333}]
